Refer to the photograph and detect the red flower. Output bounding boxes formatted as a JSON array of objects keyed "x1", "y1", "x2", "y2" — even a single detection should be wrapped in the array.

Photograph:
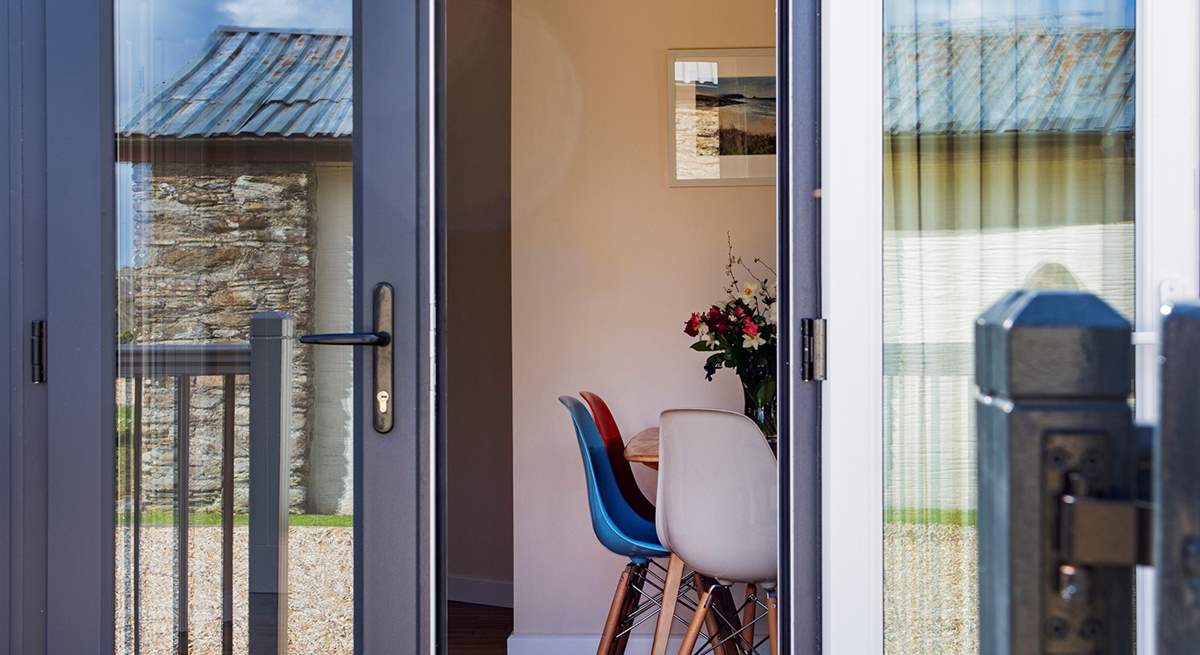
[
  {"x1": 706, "y1": 305, "x2": 722, "y2": 322},
  {"x1": 684, "y1": 313, "x2": 702, "y2": 337},
  {"x1": 732, "y1": 305, "x2": 745, "y2": 318},
  {"x1": 742, "y1": 317, "x2": 759, "y2": 338}
]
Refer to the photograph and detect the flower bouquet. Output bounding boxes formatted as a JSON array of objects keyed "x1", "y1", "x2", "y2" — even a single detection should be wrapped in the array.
[{"x1": 683, "y1": 239, "x2": 777, "y2": 439}]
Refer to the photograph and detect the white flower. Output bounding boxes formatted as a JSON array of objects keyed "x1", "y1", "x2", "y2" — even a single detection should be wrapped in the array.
[
  {"x1": 766, "y1": 302, "x2": 777, "y2": 323},
  {"x1": 697, "y1": 322, "x2": 710, "y2": 337},
  {"x1": 743, "y1": 333, "x2": 766, "y2": 350},
  {"x1": 703, "y1": 332, "x2": 718, "y2": 346},
  {"x1": 740, "y1": 282, "x2": 759, "y2": 304}
]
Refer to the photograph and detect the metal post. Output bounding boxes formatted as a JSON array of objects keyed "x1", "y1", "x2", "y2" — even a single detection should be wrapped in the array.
[
  {"x1": 133, "y1": 376, "x2": 144, "y2": 655},
  {"x1": 175, "y1": 375, "x2": 191, "y2": 654},
  {"x1": 221, "y1": 374, "x2": 235, "y2": 655},
  {"x1": 976, "y1": 290, "x2": 1135, "y2": 655},
  {"x1": 248, "y1": 312, "x2": 293, "y2": 655},
  {"x1": 1156, "y1": 302, "x2": 1200, "y2": 650}
]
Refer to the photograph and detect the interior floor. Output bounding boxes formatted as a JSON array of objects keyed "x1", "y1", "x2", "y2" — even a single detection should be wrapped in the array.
[{"x1": 447, "y1": 602, "x2": 513, "y2": 654}]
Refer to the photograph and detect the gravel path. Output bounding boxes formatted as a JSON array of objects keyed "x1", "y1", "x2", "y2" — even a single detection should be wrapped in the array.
[
  {"x1": 884, "y1": 523, "x2": 978, "y2": 655},
  {"x1": 116, "y1": 525, "x2": 353, "y2": 654},
  {"x1": 117, "y1": 522, "x2": 977, "y2": 654}
]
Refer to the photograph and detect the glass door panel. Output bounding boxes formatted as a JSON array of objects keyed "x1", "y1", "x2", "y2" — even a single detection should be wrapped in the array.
[
  {"x1": 114, "y1": 6, "x2": 355, "y2": 653},
  {"x1": 881, "y1": 1, "x2": 1136, "y2": 653}
]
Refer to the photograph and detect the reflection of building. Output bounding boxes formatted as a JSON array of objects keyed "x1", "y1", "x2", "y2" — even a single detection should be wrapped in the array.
[
  {"x1": 882, "y1": 28, "x2": 1136, "y2": 511},
  {"x1": 118, "y1": 27, "x2": 354, "y2": 514}
]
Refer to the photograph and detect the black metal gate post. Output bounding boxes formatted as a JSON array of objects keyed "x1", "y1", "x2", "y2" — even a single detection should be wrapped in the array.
[
  {"x1": 976, "y1": 290, "x2": 1136, "y2": 655},
  {"x1": 1156, "y1": 302, "x2": 1200, "y2": 651},
  {"x1": 248, "y1": 312, "x2": 293, "y2": 655}
]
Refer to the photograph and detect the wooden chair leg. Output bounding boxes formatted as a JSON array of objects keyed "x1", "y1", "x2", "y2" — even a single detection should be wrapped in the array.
[
  {"x1": 598, "y1": 564, "x2": 635, "y2": 655},
  {"x1": 767, "y1": 591, "x2": 778, "y2": 655},
  {"x1": 693, "y1": 574, "x2": 730, "y2": 655},
  {"x1": 740, "y1": 584, "x2": 757, "y2": 651},
  {"x1": 613, "y1": 564, "x2": 645, "y2": 655},
  {"x1": 677, "y1": 586, "x2": 714, "y2": 655},
  {"x1": 651, "y1": 554, "x2": 685, "y2": 655}
]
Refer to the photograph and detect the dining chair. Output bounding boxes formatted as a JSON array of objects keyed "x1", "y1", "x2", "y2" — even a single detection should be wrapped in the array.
[
  {"x1": 579, "y1": 390, "x2": 657, "y2": 521},
  {"x1": 655, "y1": 408, "x2": 778, "y2": 655},
  {"x1": 560, "y1": 396, "x2": 690, "y2": 655}
]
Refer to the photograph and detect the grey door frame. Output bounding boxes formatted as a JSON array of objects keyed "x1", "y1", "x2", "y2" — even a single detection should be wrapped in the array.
[
  {"x1": 27, "y1": 0, "x2": 436, "y2": 652},
  {"x1": 777, "y1": 0, "x2": 822, "y2": 652},
  {"x1": 9, "y1": 0, "x2": 816, "y2": 651},
  {"x1": 4, "y1": 0, "x2": 50, "y2": 651}
]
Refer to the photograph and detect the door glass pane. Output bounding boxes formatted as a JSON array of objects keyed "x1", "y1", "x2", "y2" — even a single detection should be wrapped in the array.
[
  {"x1": 882, "y1": 2, "x2": 1135, "y2": 652},
  {"x1": 113, "y1": 5, "x2": 355, "y2": 653}
]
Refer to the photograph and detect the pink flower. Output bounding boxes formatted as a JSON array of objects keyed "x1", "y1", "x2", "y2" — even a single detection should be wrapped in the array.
[
  {"x1": 684, "y1": 313, "x2": 702, "y2": 337},
  {"x1": 742, "y1": 317, "x2": 759, "y2": 338}
]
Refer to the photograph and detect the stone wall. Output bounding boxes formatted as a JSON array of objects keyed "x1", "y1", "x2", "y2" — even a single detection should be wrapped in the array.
[{"x1": 125, "y1": 162, "x2": 316, "y2": 513}]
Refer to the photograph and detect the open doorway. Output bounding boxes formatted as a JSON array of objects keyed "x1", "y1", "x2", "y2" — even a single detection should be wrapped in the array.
[{"x1": 443, "y1": 0, "x2": 781, "y2": 652}]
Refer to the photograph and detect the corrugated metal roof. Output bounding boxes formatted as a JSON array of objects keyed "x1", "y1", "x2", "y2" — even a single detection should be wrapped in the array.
[
  {"x1": 884, "y1": 29, "x2": 1134, "y2": 135},
  {"x1": 121, "y1": 27, "x2": 352, "y2": 139}
]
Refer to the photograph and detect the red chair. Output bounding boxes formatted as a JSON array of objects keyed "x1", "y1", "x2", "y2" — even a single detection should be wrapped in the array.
[{"x1": 580, "y1": 391, "x2": 657, "y2": 521}]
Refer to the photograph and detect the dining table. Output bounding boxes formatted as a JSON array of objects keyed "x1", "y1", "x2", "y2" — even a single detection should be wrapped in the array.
[{"x1": 623, "y1": 427, "x2": 660, "y2": 469}]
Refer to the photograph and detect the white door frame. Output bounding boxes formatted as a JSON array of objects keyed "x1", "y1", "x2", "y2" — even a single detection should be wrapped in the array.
[{"x1": 820, "y1": 0, "x2": 1200, "y2": 652}]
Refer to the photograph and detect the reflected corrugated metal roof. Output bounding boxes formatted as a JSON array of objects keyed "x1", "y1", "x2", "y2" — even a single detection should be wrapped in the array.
[
  {"x1": 121, "y1": 27, "x2": 352, "y2": 139},
  {"x1": 884, "y1": 29, "x2": 1134, "y2": 135}
]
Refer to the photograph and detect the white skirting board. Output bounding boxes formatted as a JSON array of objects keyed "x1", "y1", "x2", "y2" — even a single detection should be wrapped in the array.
[
  {"x1": 447, "y1": 575, "x2": 514, "y2": 608},
  {"x1": 507, "y1": 633, "x2": 684, "y2": 654}
]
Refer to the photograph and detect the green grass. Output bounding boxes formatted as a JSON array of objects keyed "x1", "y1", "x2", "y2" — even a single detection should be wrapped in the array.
[
  {"x1": 884, "y1": 507, "x2": 976, "y2": 527},
  {"x1": 117, "y1": 511, "x2": 352, "y2": 528}
]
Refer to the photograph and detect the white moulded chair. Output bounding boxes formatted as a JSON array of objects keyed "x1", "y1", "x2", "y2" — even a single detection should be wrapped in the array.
[{"x1": 655, "y1": 408, "x2": 778, "y2": 655}]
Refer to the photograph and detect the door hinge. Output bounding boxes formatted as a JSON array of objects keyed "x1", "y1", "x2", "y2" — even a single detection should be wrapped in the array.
[
  {"x1": 31, "y1": 320, "x2": 46, "y2": 384},
  {"x1": 800, "y1": 318, "x2": 826, "y2": 382}
]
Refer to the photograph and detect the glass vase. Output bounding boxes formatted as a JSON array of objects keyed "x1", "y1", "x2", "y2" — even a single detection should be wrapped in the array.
[{"x1": 742, "y1": 382, "x2": 777, "y2": 444}]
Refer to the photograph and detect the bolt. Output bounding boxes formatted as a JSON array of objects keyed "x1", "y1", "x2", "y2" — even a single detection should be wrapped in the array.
[
  {"x1": 1048, "y1": 447, "x2": 1071, "y2": 471},
  {"x1": 1044, "y1": 617, "x2": 1069, "y2": 641},
  {"x1": 1079, "y1": 618, "x2": 1104, "y2": 641},
  {"x1": 1059, "y1": 564, "x2": 1090, "y2": 605},
  {"x1": 1080, "y1": 448, "x2": 1106, "y2": 480}
]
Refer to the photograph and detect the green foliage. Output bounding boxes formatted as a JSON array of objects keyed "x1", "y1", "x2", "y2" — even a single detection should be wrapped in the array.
[{"x1": 884, "y1": 507, "x2": 977, "y2": 527}]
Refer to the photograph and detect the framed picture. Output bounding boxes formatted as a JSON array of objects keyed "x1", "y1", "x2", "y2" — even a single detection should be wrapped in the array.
[{"x1": 667, "y1": 48, "x2": 776, "y2": 187}]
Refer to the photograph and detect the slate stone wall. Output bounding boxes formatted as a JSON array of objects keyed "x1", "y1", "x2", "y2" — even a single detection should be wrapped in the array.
[{"x1": 125, "y1": 162, "x2": 316, "y2": 512}]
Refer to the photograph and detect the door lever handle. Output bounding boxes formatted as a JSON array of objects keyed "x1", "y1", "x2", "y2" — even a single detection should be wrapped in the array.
[
  {"x1": 298, "y1": 332, "x2": 390, "y2": 347},
  {"x1": 297, "y1": 283, "x2": 394, "y2": 433}
]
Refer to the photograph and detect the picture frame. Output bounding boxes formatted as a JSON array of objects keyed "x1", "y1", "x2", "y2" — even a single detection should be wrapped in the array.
[{"x1": 667, "y1": 48, "x2": 777, "y2": 187}]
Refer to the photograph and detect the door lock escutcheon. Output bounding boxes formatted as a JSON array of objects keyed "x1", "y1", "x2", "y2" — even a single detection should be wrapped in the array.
[{"x1": 299, "y1": 282, "x2": 394, "y2": 433}]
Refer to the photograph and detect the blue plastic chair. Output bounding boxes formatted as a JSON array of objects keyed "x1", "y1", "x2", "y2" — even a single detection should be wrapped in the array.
[
  {"x1": 559, "y1": 395, "x2": 668, "y2": 562},
  {"x1": 559, "y1": 395, "x2": 671, "y2": 654}
]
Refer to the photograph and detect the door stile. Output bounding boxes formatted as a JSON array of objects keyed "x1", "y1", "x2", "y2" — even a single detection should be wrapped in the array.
[
  {"x1": 779, "y1": 0, "x2": 822, "y2": 652},
  {"x1": 820, "y1": 0, "x2": 884, "y2": 652},
  {"x1": 44, "y1": 0, "x2": 117, "y2": 650},
  {"x1": 354, "y1": 0, "x2": 436, "y2": 650}
]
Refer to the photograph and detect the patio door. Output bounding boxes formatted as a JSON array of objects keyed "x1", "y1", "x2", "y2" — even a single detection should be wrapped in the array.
[
  {"x1": 43, "y1": 0, "x2": 434, "y2": 652},
  {"x1": 821, "y1": 0, "x2": 1198, "y2": 653}
]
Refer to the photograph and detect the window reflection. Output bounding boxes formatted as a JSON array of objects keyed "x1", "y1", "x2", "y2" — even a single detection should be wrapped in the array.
[{"x1": 882, "y1": 2, "x2": 1135, "y2": 653}]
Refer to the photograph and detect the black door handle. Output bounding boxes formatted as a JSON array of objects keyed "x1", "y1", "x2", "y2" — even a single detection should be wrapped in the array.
[
  {"x1": 298, "y1": 332, "x2": 390, "y2": 347},
  {"x1": 298, "y1": 282, "x2": 394, "y2": 434}
]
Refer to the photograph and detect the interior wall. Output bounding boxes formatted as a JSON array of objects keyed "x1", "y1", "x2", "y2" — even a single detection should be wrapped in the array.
[
  {"x1": 510, "y1": 0, "x2": 776, "y2": 643},
  {"x1": 446, "y1": 0, "x2": 515, "y2": 606}
]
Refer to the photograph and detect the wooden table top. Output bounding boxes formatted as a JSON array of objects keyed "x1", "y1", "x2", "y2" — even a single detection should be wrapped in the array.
[{"x1": 624, "y1": 427, "x2": 660, "y2": 468}]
